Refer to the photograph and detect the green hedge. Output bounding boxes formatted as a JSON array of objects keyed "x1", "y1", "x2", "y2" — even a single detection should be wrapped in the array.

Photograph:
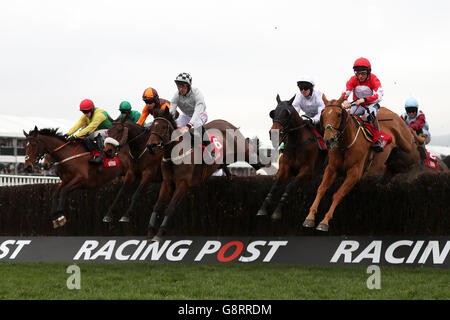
[{"x1": 0, "y1": 173, "x2": 449, "y2": 236}]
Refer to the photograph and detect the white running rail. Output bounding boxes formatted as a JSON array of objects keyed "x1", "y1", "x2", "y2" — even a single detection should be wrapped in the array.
[{"x1": 0, "y1": 174, "x2": 61, "y2": 187}]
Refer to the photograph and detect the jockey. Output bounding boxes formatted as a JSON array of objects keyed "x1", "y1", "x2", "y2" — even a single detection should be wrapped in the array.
[
  {"x1": 292, "y1": 75, "x2": 325, "y2": 127},
  {"x1": 401, "y1": 97, "x2": 430, "y2": 160},
  {"x1": 342, "y1": 57, "x2": 384, "y2": 152},
  {"x1": 401, "y1": 98, "x2": 431, "y2": 144},
  {"x1": 137, "y1": 87, "x2": 171, "y2": 127},
  {"x1": 66, "y1": 99, "x2": 112, "y2": 164},
  {"x1": 117, "y1": 101, "x2": 142, "y2": 124},
  {"x1": 170, "y1": 73, "x2": 213, "y2": 160}
]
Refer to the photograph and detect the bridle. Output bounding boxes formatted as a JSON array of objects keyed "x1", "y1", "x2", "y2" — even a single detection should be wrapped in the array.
[
  {"x1": 322, "y1": 104, "x2": 349, "y2": 142},
  {"x1": 149, "y1": 117, "x2": 176, "y2": 147}
]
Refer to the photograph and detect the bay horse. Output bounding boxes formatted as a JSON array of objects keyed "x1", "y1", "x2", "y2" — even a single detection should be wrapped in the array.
[
  {"x1": 102, "y1": 118, "x2": 163, "y2": 223},
  {"x1": 256, "y1": 94, "x2": 327, "y2": 220},
  {"x1": 303, "y1": 94, "x2": 419, "y2": 231},
  {"x1": 145, "y1": 107, "x2": 263, "y2": 242},
  {"x1": 23, "y1": 127, "x2": 130, "y2": 228}
]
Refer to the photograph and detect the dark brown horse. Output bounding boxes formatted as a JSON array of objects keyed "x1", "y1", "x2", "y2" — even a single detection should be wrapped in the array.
[
  {"x1": 102, "y1": 119, "x2": 163, "y2": 223},
  {"x1": 23, "y1": 127, "x2": 130, "y2": 228},
  {"x1": 256, "y1": 94, "x2": 327, "y2": 220},
  {"x1": 145, "y1": 108, "x2": 263, "y2": 242},
  {"x1": 303, "y1": 94, "x2": 420, "y2": 231}
]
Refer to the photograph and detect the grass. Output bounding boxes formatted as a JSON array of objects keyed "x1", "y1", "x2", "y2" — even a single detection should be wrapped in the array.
[{"x1": 0, "y1": 262, "x2": 449, "y2": 300}]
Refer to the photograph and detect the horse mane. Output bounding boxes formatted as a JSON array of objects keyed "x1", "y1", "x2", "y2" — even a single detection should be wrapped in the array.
[
  {"x1": 37, "y1": 128, "x2": 67, "y2": 140},
  {"x1": 154, "y1": 108, "x2": 178, "y2": 129}
]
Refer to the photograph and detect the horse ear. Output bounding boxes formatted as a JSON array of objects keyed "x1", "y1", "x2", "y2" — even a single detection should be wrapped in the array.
[
  {"x1": 337, "y1": 92, "x2": 346, "y2": 106},
  {"x1": 23, "y1": 130, "x2": 29, "y2": 137},
  {"x1": 322, "y1": 94, "x2": 329, "y2": 106},
  {"x1": 34, "y1": 125, "x2": 38, "y2": 131},
  {"x1": 276, "y1": 94, "x2": 281, "y2": 104},
  {"x1": 269, "y1": 110, "x2": 275, "y2": 119},
  {"x1": 288, "y1": 95, "x2": 296, "y2": 105}
]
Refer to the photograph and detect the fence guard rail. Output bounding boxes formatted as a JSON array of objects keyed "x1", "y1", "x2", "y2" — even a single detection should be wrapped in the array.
[{"x1": 0, "y1": 174, "x2": 60, "y2": 187}]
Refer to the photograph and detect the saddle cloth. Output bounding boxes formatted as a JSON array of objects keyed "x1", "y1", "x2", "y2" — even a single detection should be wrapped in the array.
[
  {"x1": 91, "y1": 150, "x2": 119, "y2": 168},
  {"x1": 353, "y1": 116, "x2": 392, "y2": 149},
  {"x1": 201, "y1": 134, "x2": 223, "y2": 163},
  {"x1": 310, "y1": 126, "x2": 326, "y2": 151},
  {"x1": 424, "y1": 150, "x2": 439, "y2": 170}
]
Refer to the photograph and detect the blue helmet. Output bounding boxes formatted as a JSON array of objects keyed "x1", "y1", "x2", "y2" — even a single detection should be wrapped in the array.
[{"x1": 405, "y1": 97, "x2": 419, "y2": 113}]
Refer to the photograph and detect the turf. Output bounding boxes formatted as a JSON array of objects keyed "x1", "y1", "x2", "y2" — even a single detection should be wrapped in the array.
[{"x1": 0, "y1": 262, "x2": 448, "y2": 300}]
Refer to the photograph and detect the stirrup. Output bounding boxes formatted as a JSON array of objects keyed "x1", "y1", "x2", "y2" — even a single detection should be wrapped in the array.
[
  {"x1": 89, "y1": 156, "x2": 103, "y2": 164},
  {"x1": 371, "y1": 140, "x2": 384, "y2": 152}
]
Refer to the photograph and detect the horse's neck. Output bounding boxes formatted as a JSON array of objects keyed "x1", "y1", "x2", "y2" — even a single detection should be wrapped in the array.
[
  {"x1": 287, "y1": 116, "x2": 307, "y2": 143},
  {"x1": 41, "y1": 136, "x2": 83, "y2": 160},
  {"x1": 338, "y1": 116, "x2": 359, "y2": 148},
  {"x1": 128, "y1": 127, "x2": 148, "y2": 150}
]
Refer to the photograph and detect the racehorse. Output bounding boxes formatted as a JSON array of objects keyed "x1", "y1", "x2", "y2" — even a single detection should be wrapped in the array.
[
  {"x1": 303, "y1": 94, "x2": 420, "y2": 231},
  {"x1": 145, "y1": 107, "x2": 263, "y2": 242},
  {"x1": 102, "y1": 119, "x2": 163, "y2": 223},
  {"x1": 256, "y1": 94, "x2": 327, "y2": 220},
  {"x1": 23, "y1": 127, "x2": 130, "y2": 228}
]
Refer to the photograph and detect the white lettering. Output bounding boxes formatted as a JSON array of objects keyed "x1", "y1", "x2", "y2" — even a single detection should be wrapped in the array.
[
  {"x1": 366, "y1": 265, "x2": 381, "y2": 289},
  {"x1": 139, "y1": 240, "x2": 171, "y2": 261},
  {"x1": 66, "y1": 265, "x2": 81, "y2": 290},
  {"x1": 385, "y1": 240, "x2": 413, "y2": 264},
  {"x1": 194, "y1": 241, "x2": 221, "y2": 261},
  {"x1": 263, "y1": 241, "x2": 288, "y2": 262},
  {"x1": 90, "y1": 240, "x2": 116, "y2": 260},
  {"x1": 115, "y1": 240, "x2": 141, "y2": 261},
  {"x1": 73, "y1": 240, "x2": 99, "y2": 260},
  {"x1": 166, "y1": 240, "x2": 192, "y2": 261},
  {"x1": 0, "y1": 240, "x2": 15, "y2": 259},
  {"x1": 238, "y1": 241, "x2": 266, "y2": 262},
  {"x1": 353, "y1": 241, "x2": 382, "y2": 263},
  {"x1": 406, "y1": 241, "x2": 425, "y2": 263},
  {"x1": 330, "y1": 240, "x2": 360, "y2": 263},
  {"x1": 418, "y1": 241, "x2": 450, "y2": 264}
]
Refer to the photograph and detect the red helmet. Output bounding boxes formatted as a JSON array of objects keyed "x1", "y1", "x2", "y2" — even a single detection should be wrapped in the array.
[
  {"x1": 80, "y1": 99, "x2": 95, "y2": 111},
  {"x1": 353, "y1": 57, "x2": 371, "y2": 72}
]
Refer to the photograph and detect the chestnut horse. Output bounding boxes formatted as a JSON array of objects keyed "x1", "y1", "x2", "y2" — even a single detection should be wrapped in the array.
[
  {"x1": 303, "y1": 94, "x2": 419, "y2": 231},
  {"x1": 256, "y1": 94, "x2": 327, "y2": 220},
  {"x1": 102, "y1": 119, "x2": 163, "y2": 223},
  {"x1": 146, "y1": 108, "x2": 263, "y2": 242},
  {"x1": 23, "y1": 127, "x2": 130, "y2": 228}
]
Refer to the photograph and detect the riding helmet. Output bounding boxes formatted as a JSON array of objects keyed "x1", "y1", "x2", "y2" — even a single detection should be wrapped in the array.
[{"x1": 79, "y1": 99, "x2": 95, "y2": 111}]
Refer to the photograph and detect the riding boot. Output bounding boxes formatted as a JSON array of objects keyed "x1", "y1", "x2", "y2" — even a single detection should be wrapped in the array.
[
  {"x1": 89, "y1": 136, "x2": 104, "y2": 164},
  {"x1": 369, "y1": 113, "x2": 384, "y2": 153}
]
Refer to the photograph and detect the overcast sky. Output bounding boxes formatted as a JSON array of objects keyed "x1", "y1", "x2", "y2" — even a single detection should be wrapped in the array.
[{"x1": 1, "y1": 0, "x2": 450, "y2": 138}]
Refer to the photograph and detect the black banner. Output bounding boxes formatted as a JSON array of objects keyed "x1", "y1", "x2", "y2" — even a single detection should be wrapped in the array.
[{"x1": 1, "y1": 236, "x2": 449, "y2": 267}]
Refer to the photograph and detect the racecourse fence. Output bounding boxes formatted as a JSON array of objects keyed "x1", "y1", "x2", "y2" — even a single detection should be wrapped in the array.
[
  {"x1": 0, "y1": 172, "x2": 449, "y2": 237},
  {"x1": 0, "y1": 174, "x2": 60, "y2": 187}
]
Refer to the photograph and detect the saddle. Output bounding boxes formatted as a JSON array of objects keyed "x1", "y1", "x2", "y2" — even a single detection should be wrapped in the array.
[{"x1": 352, "y1": 116, "x2": 392, "y2": 149}]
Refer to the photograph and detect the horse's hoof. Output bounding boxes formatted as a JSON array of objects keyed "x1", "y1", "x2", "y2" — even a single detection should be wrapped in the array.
[
  {"x1": 150, "y1": 235, "x2": 162, "y2": 243},
  {"x1": 119, "y1": 216, "x2": 129, "y2": 223},
  {"x1": 302, "y1": 219, "x2": 315, "y2": 228},
  {"x1": 103, "y1": 216, "x2": 112, "y2": 223},
  {"x1": 316, "y1": 223, "x2": 329, "y2": 232},
  {"x1": 57, "y1": 216, "x2": 67, "y2": 227},
  {"x1": 256, "y1": 209, "x2": 267, "y2": 216},
  {"x1": 52, "y1": 220, "x2": 59, "y2": 229},
  {"x1": 271, "y1": 210, "x2": 282, "y2": 221}
]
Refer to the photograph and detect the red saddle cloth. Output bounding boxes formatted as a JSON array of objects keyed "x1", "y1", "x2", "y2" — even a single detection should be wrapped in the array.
[
  {"x1": 424, "y1": 150, "x2": 439, "y2": 169},
  {"x1": 310, "y1": 127, "x2": 326, "y2": 150},
  {"x1": 201, "y1": 135, "x2": 223, "y2": 161},
  {"x1": 91, "y1": 151, "x2": 119, "y2": 168},
  {"x1": 361, "y1": 122, "x2": 392, "y2": 149}
]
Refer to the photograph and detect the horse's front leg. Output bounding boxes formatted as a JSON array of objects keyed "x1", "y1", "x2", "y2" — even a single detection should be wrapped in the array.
[
  {"x1": 151, "y1": 180, "x2": 189, "y2": 243},
  {"x1": 104, "y1": 172, "x2": 136, "y2": 223},
  {"x1": 147, "y1": 180, "x2": 174, "y2": 240},
  {"x1": 256, "y1": 178, "x2": 281, "y2": 216},
  {"x1": 51, "y1": 182, "x2": 64, "y2": 228},
  {"x1": 272, "y1": 166, "x2": 312, "y2": 220},
  {"x1": 53, "y1": 175, "x2": 85, "y2": 228},
  {"x1": 303, "y1": 165, "x2": 338, "y2": 228},
  {"x1": 119, "y1": 172, "x2": 151, "y2": 222},
  {"x1": 316, "y1": 164, "x2": 363, "y2": 232}
]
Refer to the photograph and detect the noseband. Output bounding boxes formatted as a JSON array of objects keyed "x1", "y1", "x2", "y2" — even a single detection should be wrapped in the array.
[
  {"x1": 323, "y1": 104, "x2": 349, "y2": 141},
  {"x1": 150, "y1": 117, "x2": 175, "y2": 146}
]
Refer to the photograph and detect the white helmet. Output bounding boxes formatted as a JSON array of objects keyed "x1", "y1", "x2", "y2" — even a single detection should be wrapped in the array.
[
  {"x1": 175, "y1": 72, "x2": 192, "y2": 86},
  {"x1": 297, "y1": 75, "x2": 315, "y2": 87}
]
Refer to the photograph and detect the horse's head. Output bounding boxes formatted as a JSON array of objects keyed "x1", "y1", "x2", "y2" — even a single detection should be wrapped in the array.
[
  {"x1": 321, "y1": 93, "x2": 348, "y2": 150},
  {"x1": 146, "y1": 108, "x2": 177, "y2": 155},
  {"x1": 23, "y1": 126, "x2": 46, "y2": 173},
  {"x1": 104, "y1": 119, "x2": 130, "y2": 158},
  {"x1": 269, "y1": 94, "x2": 297, "y2": 148}
]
